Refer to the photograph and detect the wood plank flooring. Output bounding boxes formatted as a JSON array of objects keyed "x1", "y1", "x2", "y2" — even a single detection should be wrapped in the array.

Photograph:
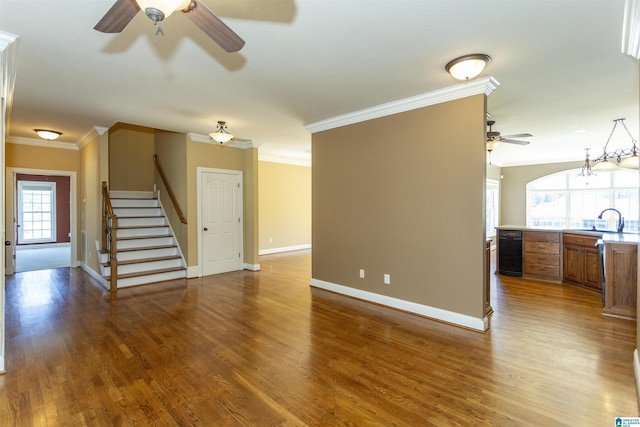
[{"x1": 0, "y1": 249, "x2": 636, "y2": 425}]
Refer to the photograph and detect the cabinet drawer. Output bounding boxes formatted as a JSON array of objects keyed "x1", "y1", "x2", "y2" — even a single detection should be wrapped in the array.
[
  {"x1": 524, "y1": 241, "x2": 560, "y2": 255},
  {"x1": 525, "y1": 253, "x2": 560, "y2": 266},
  {"x1": 563, "y1": 233, "x2": 599, "y2": 247},
  {"x1": 524, "y1": 263, "x2": 560, "y2": 277},
  {"x1": 524, "y1": 231, "x2": 560, "y2": 243}
]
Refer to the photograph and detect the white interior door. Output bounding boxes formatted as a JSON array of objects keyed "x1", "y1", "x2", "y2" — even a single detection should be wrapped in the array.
[{"x1": 200, "y1": 170, "x2": 242, "y2": 276}]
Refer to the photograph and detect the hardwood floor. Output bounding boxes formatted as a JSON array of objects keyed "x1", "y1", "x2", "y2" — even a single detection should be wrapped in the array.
[{"x1": 0, "y1": 250, "x2": 636, "y2": 425}]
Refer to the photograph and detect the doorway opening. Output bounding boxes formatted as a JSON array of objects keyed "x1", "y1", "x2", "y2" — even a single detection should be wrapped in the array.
[{"x1": 6, "y1": 168, "x2": 77, "y2": 274}]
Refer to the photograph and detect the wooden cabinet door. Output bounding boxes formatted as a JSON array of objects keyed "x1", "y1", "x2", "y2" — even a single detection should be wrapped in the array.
[
  {"x1": 583, "y1": 247, "x2": 602, "y2": 290},
  {"x1": 563, "y1": 245, "x2": 583, "y2": 284}
]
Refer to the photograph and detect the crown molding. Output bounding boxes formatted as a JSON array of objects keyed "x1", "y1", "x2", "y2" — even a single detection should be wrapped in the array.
[
  {"x1": 304, "y1": 76, "x2": 500, "y2": 134},
  {"x1": 77, "y1": 126, "x2": 109, "y2": 149},
  {"x1": 258, "y1": 154, "x2": 311, "y2": 167},
  {"x1": 7, "y1": 136, "x2": 79, "y2": 150},
  {"x1": 622, "y1": 0, "x2": 640, "y2": 59}
]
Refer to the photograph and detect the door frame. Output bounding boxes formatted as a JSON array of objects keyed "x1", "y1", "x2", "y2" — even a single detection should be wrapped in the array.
[
  {"x1": 196, "y1": 167, "x2": 243, "y2": 277},
  {"x1": 6, "y1": 167, "x2": 78, "y2": 274}
]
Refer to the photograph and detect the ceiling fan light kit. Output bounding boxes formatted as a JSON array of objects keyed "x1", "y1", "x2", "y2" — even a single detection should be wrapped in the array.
[
  {"x1": 590, "y1": 118, "x2": 639, "y2": 170},
  {"x1": 209, "y1": 121, "x2": 234, "y2": 145},
  {"x1": 136, "y1": 0, "x2": 191, "y2": 24},
  {"x1": 34, "y1": 129, "x2": 62, "y2": 141},
  {"x1": 445, "y1": 54, "x2": 491, "y2": 81},
  {"x1": 94, "y1": 0, "x2": 245, "y2": 52}
]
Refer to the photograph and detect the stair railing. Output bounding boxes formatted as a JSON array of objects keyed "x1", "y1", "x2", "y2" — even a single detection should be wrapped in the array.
[
  {"x1": 101, "y1": 181, "x2": 118, "y2": 292},
  {"x1": 153, "y1": 154, "x2": 187, "y2": 224}
]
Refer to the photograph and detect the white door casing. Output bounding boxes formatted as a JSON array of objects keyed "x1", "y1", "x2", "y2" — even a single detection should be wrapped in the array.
[{"x1": 197, "y1": 168, "x2": 243, "y2": 276}]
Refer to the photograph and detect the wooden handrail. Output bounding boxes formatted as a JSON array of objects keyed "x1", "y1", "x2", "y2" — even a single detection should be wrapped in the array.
[
  {"x1": 153, "y1": 154, "x2": 187, "y2": 224},
  {"x1": 101, "y1": 181, "x2": 118, "y2": 292}
]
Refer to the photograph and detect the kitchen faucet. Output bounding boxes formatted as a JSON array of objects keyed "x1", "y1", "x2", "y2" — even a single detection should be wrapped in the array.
[{"x1": 597, "y1": 208, "x2": 625, "y2": 233}]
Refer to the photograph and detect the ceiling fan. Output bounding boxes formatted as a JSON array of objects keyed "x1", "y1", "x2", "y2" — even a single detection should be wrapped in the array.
[
  {"x1": 94, "y1": 0, "x2": 245, "y2": 53},
  {"x1": 486, "y1": 120, "x2": 532, "y2": 152}
]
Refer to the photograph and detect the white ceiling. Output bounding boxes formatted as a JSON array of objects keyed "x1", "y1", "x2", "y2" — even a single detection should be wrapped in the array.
[{"x1": 1, "y1": 0, "x2": 638, "y2": 167}]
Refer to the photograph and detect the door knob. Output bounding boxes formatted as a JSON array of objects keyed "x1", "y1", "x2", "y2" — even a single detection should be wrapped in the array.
[{"x1": 203, "y1": 227, "x2": 208, "y2": 231}]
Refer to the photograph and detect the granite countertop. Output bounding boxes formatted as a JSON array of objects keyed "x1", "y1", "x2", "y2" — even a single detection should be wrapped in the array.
[{"x1": 496, "y1": 225, "x2": 639, "y2": 245}]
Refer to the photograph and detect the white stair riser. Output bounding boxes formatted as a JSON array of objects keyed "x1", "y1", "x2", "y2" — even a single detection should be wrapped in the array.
[
  {"x1": 117, "y1": 237, "x2": 175, "y2": 249},
  {"x1": 118, "y1": 270, "x2": 186, "y2": 288},
  {"x1": 118, "y1": 217, "x2": 167, "y2": 227},
  {"x1": 116, "y1": 227, "x2": 170, "y2": 238},
  {"x1": 117, "y1": 247, "x2": 180, "y2": 261},
  {"x1": 109, "y1": 191, "x2": 155, "y2": 199},
  {"x1": 104, "y1": 258, "x2": 183, "y2": 276},
  {"x1": 113, "y1": 208, "x2": 162, "y2": 217},
  {"x1": 111, "y1": 199, "x2": 159, "y2": 208}
]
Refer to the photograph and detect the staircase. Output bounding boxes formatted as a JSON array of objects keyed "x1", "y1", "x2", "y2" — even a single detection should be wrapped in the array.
[{"x1": 98, "y1": 190, "x2": 186, "y2": 288}]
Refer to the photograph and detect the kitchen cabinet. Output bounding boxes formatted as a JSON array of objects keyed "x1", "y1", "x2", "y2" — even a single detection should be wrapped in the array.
[
  {"x1": 562, "y1": 233, "x2": 602, "y2": 290},
  {"x1": 603, "y1": 242, "x2": 637, "y2": 319},
  {"x1": 523, "y1": 231, "x2": 561, "y2": 282}
]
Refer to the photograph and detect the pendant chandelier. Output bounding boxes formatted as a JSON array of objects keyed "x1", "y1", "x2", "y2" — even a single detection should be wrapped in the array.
[
  {"x1": 577, "y1": 148, "x2": 595, "y2": 177},
  {"x1": 209, "y1": 121, "x2": 234, "y2": 145},
  {"x1": 591, "y1": 118, "x2": 639, "y2": 170}
]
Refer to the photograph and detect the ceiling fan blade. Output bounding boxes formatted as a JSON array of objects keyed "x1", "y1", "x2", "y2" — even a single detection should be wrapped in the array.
[
  {"x1": 94, "y1": 0, "x2": 140, "y2": 33},
  {"x1": 500, "y1": 133, "x2": 532, "y2": 139},
  {"x1": 500, "y1": 138, "x2": 530, "y2": 145},
  {"x1": 183, "y1": 1, "x2": 245, "y2": 52}
]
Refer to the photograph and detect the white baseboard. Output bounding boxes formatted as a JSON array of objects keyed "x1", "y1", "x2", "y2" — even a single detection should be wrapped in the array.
[
  {"x1": 187, "y1": 266, "x2": 200, "y2": 278},
  {"x1": 80, "y1": 262, "x2": 108, "y2": 289},
  {"x1": 259, "y1": 244, "x2": 311, "y2": 255},
  {"x1": 310, "y1": 278, "x2": 489, "y2": 332},
  {"x1": 244, "y1": 263, "x2": 261, "y2": 271}
]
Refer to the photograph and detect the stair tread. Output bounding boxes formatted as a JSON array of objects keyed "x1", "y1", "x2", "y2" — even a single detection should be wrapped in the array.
[
  {"x1": 117, "y1": 234, "x2": 172, "y2": 241},
  {"x1": 115, "y1": 225, "x2": 168, "y2": 230},
  {"x1": 103, "y1": 255, "x2": 182, "y2": 267},
  {"x1": 115, "y1": 244, "x2": 179, "y2": 253},
  {"x1": 106, "y1": 266, "x2": 186, "y2": 280}
]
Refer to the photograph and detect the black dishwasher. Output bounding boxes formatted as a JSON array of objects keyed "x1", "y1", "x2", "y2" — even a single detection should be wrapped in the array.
[{"x1": 498, "y1": 230, "x2": 523, "y2": 277}]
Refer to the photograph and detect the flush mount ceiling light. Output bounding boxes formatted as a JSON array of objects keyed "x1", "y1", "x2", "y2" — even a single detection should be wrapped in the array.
[
  {"x1": 209, "y1": 121, "x2": 234, "y2": 145},
  {"x1": 34, "y1": 129, "x2": 62, "y2": 141},
  {"x1": 445, "y1": 54, "x2": 491, "y2": 81},
  {"x1": 591, "y1": 118, "x2": 639, "y2": 171}
]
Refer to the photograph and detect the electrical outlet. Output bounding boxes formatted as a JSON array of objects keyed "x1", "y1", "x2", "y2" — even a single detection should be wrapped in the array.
[
  {"x1": 359, "y1": 269, "x2": 365, "y2": 279},
  {"x1": 269, "y1": 237, "x2": 273, "y2": 243},
  {"x1": 384, "y1": 274, "x2": 391, "y2": 285}
]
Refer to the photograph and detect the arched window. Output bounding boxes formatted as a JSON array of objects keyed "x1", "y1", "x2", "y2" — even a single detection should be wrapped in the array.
[{"x1": 526, "y1": 169, "x2": 639, "y2": 233}]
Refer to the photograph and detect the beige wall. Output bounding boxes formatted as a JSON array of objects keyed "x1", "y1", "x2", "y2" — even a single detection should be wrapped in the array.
[
  {"x1": 258, "y1": 161, "x2": 311, "y2": 251},
  {"x1": 185, "y1": 138, "x2": 259, "y2": 268},
  {"x1": 154, "y1": 131, "x2": 188, "y2": 258},
  {"x1": 312, "y1": 95, "x2": 487, "y2": 318},
  {"x1": 79, "y1": 132, "x2": 105, "y2": 273},
  {"x1": 500, "y1": 160, "x2": 583, "y2": 225},
  {"x1": 109, "y1": 123, "x2": 155, "y2": 191}
]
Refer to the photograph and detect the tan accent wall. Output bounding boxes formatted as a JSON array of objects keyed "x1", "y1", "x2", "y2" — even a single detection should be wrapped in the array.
[
  {"x1": 79, "y1": 132, "x2": 104, "y2": 273},
  {"x1": 6, "y1": 143, "x2": 80, "y2": 171},
  {"x1": 108, "y1": 123, "x2": 155, "y2": 191},
  {"x1": 499, "y1": 160, "x2": 583, "y2": 225},
  {"x1": 258, "y1": 161, "x2": 311, "y2": 251},
  {"x1": 154, "y1": 131, "x2": 188, "y2": 259},
  {"x1": 185, "y1": 138, "x2": 259, "y2": 268},
  {"x1": 312, "y1": 95, "x2": 487, "y2": 318}
]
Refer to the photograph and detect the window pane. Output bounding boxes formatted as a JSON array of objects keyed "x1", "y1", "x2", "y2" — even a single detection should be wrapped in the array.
[
  {"x1": 527, "y1": 169, "x2": 639, "y2": 233},
  {"x1": 529, "y1": 173, "x2": 566, "y2": 190}
]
